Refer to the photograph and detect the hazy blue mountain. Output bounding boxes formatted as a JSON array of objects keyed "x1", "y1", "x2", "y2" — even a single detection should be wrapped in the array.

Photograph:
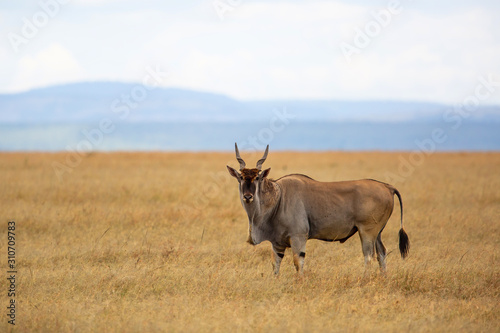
[
  {"x1": 0, "y1": 82, "x2": 246, "y2": 123},
  {"x1": 1, "y1": 82, "x2": 499, "y2": 123}
]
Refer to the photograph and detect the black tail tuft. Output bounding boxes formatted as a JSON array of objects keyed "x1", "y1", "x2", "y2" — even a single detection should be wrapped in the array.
[{"x1": 399, "y1": 228, "x2": 410, "y2": 259}]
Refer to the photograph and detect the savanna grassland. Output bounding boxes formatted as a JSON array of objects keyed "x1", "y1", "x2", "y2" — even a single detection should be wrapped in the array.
[{"x1": 0, "y1": 151, "x2": 499, "y2": 332}]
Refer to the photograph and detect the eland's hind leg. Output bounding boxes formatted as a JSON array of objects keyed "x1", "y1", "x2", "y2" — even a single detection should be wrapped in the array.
[
  {"x1": 375, "y1": 232, "x2": 387, "y2": 274},
  {"x1": 358, "y1": 231, "x2": 376, "y2": 271}
]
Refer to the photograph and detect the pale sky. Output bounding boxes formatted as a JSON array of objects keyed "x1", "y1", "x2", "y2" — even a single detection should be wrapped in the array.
[{"x1": 1, "y1": 0, "x2": 500, "y2": 104}]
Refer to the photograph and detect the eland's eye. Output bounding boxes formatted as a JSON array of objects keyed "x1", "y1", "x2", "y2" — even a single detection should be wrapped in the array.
[{"x1": 255, "y1": 177, "x2": 260, "y2": 181}]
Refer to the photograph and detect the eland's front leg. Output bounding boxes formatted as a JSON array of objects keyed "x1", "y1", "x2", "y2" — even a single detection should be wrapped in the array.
[
  {"x1": 290, "y1": 236, "x2": 307, "y2": 275},
  {"x1": 272, "y1": 245, "x2": 286, "y2": 276}
]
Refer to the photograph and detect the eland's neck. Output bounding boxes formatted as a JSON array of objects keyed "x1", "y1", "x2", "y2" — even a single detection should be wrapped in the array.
[
  {"x1": 243, "y1": 179, "x2": 281, "y2": 225},
  {"x1": 243, "y1": 179, "x2": 281, "y2": 245}
]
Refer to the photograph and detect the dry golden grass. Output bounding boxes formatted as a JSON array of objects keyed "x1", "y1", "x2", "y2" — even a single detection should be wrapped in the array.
[{"x1": 0, "y1": 151, "x2": 499, "y2": 332}]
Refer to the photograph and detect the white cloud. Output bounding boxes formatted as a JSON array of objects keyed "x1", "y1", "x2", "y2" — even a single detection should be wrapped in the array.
[
  {"x1": 72, "y1": 0, "x2": 123, "y2": 6},
  {"x1": 232, "y1": 1, "x2": 366, "y2": 22},
  {"x1": 10, "y1": 43, "x2": 84, "y2": 92},
  {"x1": 1, "y1": 1, "x2": 499, "y2": 104},
  {"x1": 155, "y1": 1, "x2": 499, "y2": 103}
]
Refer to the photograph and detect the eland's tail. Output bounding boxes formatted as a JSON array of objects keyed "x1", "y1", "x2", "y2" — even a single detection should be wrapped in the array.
[{"x1": 393, "y1": 188, "x2": 410, "y2": 259}]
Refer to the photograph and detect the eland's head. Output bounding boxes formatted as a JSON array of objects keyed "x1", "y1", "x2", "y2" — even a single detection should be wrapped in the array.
[{"x1": 227, "y1": 143, "x2": 271, "y2": 204}]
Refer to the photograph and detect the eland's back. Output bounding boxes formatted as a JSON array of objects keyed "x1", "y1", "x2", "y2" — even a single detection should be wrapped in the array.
[{"x1": 276, "y1": 176, "x2": 398, "y2": 243}]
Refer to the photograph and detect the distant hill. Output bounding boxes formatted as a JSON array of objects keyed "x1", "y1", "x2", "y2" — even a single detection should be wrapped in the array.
[{"x1": 1, "y1": 82, "x2": 499, "y2": 123}]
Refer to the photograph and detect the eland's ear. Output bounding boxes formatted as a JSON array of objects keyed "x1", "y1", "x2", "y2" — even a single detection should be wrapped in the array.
[
  {"x1": 261, "y1": 168, "x2": 271, "y2": 179},
  {"x1": 227, "y1": 166, "x2": 241, "y2": 180}
]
